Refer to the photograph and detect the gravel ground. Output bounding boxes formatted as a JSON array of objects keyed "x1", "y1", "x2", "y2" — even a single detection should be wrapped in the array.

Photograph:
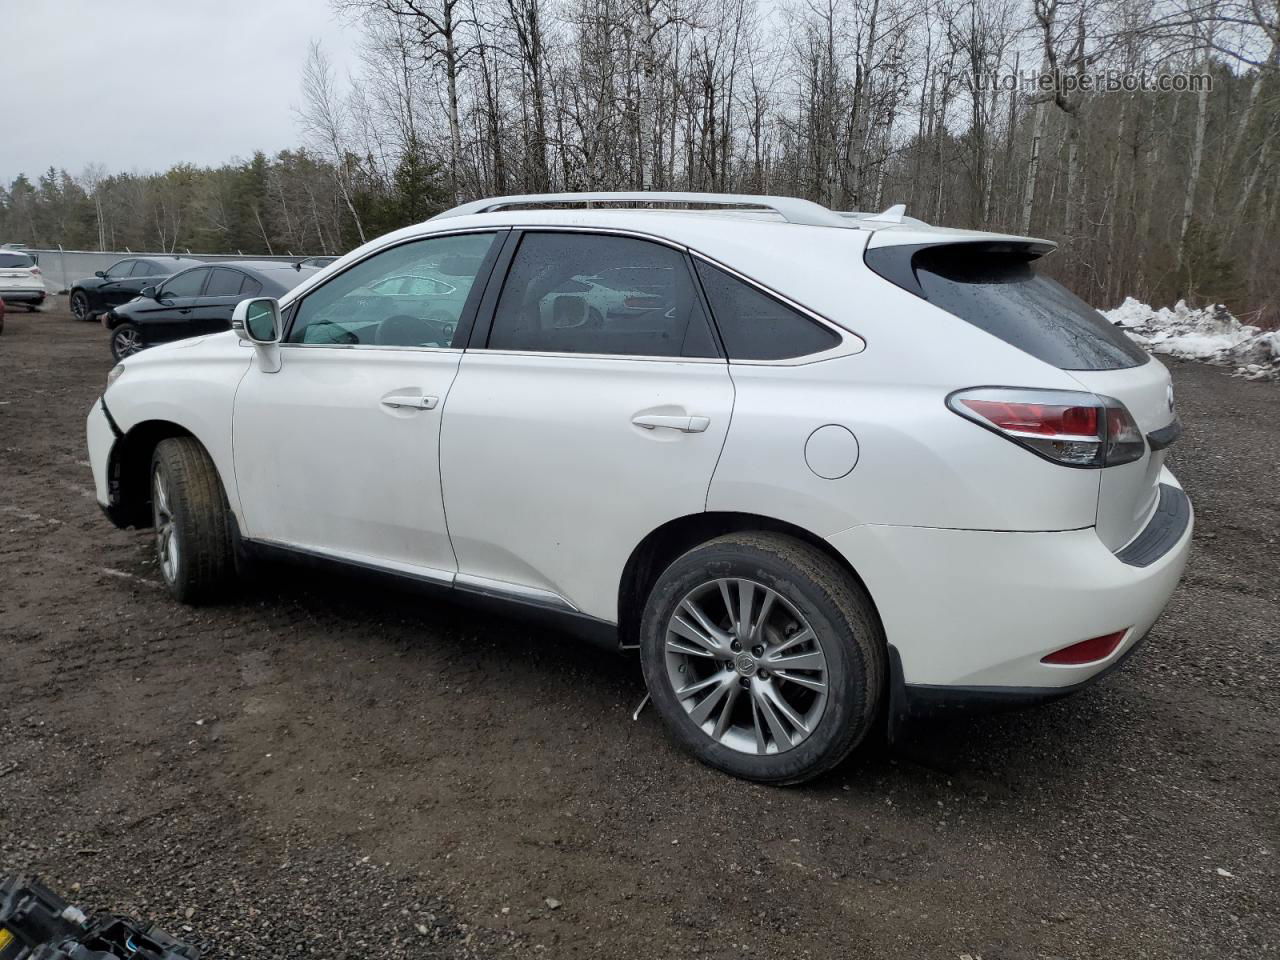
[{"x1": 1, "y1": 302, "x2": 1277, "y2": 959}]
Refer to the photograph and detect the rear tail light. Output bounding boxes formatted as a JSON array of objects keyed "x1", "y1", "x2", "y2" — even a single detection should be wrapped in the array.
[
  {"x1": 30, "y1": 266, "x2": 41, "y2": 276},
  {"x1": 1041, "y1": 630, "x2": 1127, "y2": 665},
  {"x1": 947, "y1": 388, "x2": 1145, "y2": 468}
]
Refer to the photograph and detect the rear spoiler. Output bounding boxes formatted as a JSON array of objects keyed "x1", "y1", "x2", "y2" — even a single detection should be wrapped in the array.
[{"x1": 864, "y1": 240, "x2": 1055, "y2": 298}]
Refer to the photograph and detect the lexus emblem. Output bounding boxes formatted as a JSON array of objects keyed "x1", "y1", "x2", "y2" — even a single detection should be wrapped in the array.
[{"x1": 734, "y1": 654, "x2": 758, "y2": 677}]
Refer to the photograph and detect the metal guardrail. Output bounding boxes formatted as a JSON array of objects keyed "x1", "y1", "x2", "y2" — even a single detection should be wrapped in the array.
[{"x1": 15, "y1": 247, "x2": 332, "y2": 294}]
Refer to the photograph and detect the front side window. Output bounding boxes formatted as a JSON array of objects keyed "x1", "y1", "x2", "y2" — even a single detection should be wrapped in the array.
[
  {"x1": 694, "y1": 260, "x2": 841, "y2": 360},
  {"x1": 487, "y1": 232, "x2": 718, "y2": 358},
  {"x1": 287, "y1": 232, "x2": 498, "y2": 348},
  {"x1": 161, "y1": 268, "x2": 210, "y2": 298},
  {"x1": 105, "y1": 260, "x2": 135, "y2": 279}
]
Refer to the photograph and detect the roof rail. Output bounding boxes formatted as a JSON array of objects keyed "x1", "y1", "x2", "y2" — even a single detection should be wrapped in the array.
[
  {"x1": 432, "y1": 192, "x2": 851, "y2": 228},
  {"x1": 839, "y1": 204, "x2": 929, "y2": 227}
]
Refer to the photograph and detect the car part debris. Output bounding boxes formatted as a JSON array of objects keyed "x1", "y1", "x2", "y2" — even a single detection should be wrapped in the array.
[{"x1": 0, "y1": 876, "x2": 199, "y2": 960}]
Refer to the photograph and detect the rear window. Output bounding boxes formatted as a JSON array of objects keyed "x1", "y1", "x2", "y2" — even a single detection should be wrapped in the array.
[
  {"x1": 882, "y1": 246, "x2": 1149, "y2": 371},
  {"x1": 0, "y1": 253, "x2": 34, "y2": 268}
]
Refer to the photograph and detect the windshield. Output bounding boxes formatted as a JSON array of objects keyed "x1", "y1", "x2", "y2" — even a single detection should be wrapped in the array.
[{"x1": 912, "y1": 248, "x2": 1149, "y2": 371}]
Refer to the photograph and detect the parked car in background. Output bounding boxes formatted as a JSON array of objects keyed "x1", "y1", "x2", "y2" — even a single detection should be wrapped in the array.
[
  {"x1": 69, "y1": 257, "x2": 202, "y2": 322},
  {"x1": 0, "y1": 250, "x2": 46, "y2": 311},
  {"x1": 87, "y1": 191, "x2": 1192, "y2": 784},
  {"x1": 104, "y1": 261, "x2": 319, "y2": 360}
]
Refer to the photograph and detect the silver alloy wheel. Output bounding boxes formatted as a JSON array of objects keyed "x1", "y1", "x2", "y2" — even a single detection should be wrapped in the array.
[
  {"x1": 113, "y1": 327, "x2": 142, "y2": 357},
  {"x1": 152, "y1": 466, "x2": 179, "y2": 584},
  {"x1": 664, "y1": 578, "x2": 829, "y2": 755}
]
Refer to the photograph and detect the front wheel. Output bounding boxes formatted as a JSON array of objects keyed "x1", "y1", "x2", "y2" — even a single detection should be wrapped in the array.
[
  {"x1": 151, "y1": 437, "x2": 235, "y2": 604},
  {"x1": 640, "y1": 532, "x2": 885, "y2": 785},
  {"x1": 70, "y1": 290, "x2": 91, "y2": 320},
  {"x1": 110, "y1": 322, "x2": 144, "y2": 360}
]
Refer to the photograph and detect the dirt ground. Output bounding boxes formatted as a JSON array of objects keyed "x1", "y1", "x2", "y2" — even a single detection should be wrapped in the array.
[{"x1": 1, "y1": 301, "x2": 1276, "y2": 960}]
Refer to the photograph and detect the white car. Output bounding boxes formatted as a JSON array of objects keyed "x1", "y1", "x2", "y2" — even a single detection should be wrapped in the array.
[
  {"x1": 0, "y1": 249, "x2": 47, "y2": 310},
  {"x1": 86, "y1": 192, "x2": 1192, "y2": 784}
]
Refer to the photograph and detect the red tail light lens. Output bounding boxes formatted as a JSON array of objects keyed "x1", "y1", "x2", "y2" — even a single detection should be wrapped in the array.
[
  {"x1": 1041, "y1": 630, "x2": 1127, "y2": 665},
  {"x1": 959, "y1": 399, "x2": 1099, "y2": 438},
  {"x1": 948, "y1": 388, "x2": 1146, "y2": 468},
  {"x1": 30, "y1": 266, "x2": 42, "y2": 275}
]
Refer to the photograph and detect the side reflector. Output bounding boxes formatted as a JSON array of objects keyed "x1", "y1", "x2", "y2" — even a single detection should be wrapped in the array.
[{"x1": 1041, "y1": 630, "x2": 1127, "y2": 665}]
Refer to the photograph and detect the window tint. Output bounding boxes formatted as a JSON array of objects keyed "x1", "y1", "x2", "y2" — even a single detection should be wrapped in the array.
[
  {"x1": 240, "y1": 275, "x2": 263, "y2": 297},
  {"x1": 912, "y1": 250, "x2": 1148, "y2": 370},
  {"x1": 205, "y1": 268, "x2": 246, "y2": 298},
  {"x1": 288, "y1": 231, "x2": 497, "y2": 348},
  {"x1": 0, "y1": 253, "x2": 34, "y2": 268},
  {"x1": 694, "y1": 260, "x2": 840, "y2": 360},
  {"x1": 488, "y1": 233, "x2": 718, "y2": 358},
  {"x1": 128, "y1": 260, "x2": 156, "y2": 277},
  {"x1": 161, "y1": 268, "x2": 209, "y2": 298},
  {"x1": 104, "y1": 260, "x2": 135, "y2": 279}
]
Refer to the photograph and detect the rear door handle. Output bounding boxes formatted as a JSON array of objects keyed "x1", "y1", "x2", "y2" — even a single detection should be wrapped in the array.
[
  {"x1": 382, "y1": 394, "x2": 438, "y2": 410},
  {"x1": 632, "y1": 414, "x2": 710, "y2": 433}
]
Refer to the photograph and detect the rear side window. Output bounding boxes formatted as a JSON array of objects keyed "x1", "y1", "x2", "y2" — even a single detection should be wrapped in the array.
[
  {"x1": 205, "y1": 268, "x2": 246, "y2": 297},
  {"x1": 240, "y1": 276, "x2": 263, "y2": 296},
  {"x1": 694, "y1": 261, "x2": 840, "y2": 360},
  {"x1": 910, "y1": 248, "x2": 1149, "y2": 370},
  {"x1": 487, "y1": 232, "x2": 719, "y2": 358},
  {"x1": 129, "y1": 261, "x2": 156, "y2": 277},
  {"x1": 0, "y1": 253, "x2": 35, "y2": 268}
]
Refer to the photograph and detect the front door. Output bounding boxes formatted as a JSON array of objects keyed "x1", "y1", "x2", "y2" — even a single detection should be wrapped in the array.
[
  {"x1": 231, "y1": 230, "x2": 503, "y2": 580},
  {"x1": 439, "y1": 230, "x2": 734, "y2": 621}
]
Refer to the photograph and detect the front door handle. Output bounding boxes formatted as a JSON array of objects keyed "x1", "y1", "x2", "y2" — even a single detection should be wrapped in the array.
[
  {"x1": 382, "y1": 394, "x2": 439, "y2": 410},
  {"x1": 632, "y1": 414, "x2": 710, "y2": 433}
]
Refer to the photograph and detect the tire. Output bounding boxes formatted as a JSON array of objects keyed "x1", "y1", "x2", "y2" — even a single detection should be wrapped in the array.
[
  {"x1": 150, "y1": 437, "x2": 235, "y2": 604},
  {"x1": 639, "y1": 532, "x2": 885, "y2": 785},
  {"x1": 70, "y1": 290, "x2": 90, "y2": 321},
  {"x1": 110, "y1": 322, "x2": 145, "y2": 360}
]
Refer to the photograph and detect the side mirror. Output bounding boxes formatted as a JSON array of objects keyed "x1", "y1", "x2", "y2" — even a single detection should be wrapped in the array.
[
  {"x1": 95, "y1": 270, "x2": 106, "y2": 278},
  {"x1": 140, "y1": 285, "x2": 157, "y2": 299},
  {"x1": 233, "y1": 297, "x2": 282, "y2": 344}
]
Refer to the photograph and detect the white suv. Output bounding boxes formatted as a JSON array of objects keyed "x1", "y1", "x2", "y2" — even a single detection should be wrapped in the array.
[
  {"x1": 86, "y1": 193, "x2": 1192, "y2": 783},
  {"x1": 0, "y1": 249, "x2": 47, "y2": 310}
]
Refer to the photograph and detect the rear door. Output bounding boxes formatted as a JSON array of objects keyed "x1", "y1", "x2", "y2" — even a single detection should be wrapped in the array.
[{"x1": 438, "y1": 230, "x2": 733, "y2": 621}]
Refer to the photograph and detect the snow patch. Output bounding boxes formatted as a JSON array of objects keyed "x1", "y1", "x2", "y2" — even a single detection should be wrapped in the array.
[{"x1": 1104, "y1": 298, "x2": 1280, "y2": 381}]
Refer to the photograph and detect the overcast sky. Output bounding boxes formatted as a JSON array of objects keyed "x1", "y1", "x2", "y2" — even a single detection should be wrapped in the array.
[{"x1": 2, "y1": 0, "x2": 358, "y2": 183}]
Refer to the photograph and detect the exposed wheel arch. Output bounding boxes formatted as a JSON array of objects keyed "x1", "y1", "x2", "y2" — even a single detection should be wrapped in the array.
[
  {"x1": 106, "y1": 420, "x2": 200, "y2": 528},
  {"x1": 617, "y1": 511, "x2": 882, "y2": 649}
]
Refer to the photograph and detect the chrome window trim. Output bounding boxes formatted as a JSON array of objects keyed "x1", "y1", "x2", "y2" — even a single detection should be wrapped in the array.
[{"x1": 463, "y1": 349, "x2": 727, "y2": 365}]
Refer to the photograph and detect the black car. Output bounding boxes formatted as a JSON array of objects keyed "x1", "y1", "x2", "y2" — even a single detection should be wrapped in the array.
[
  {"x1": 69, "y1": 257, "x2": 202, "y2": 322},
  {"x1": 105, "y1": 261, "x2": 318, "y2": 360}
]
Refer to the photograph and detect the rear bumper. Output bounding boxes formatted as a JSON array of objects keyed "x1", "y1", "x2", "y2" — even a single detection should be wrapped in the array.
[
  {"x1": 0, "y1": 289, "x2": 46, "y2": 304},
  {"x1": 827, "y1": 469, "x2": 1193, "y2": 700}
]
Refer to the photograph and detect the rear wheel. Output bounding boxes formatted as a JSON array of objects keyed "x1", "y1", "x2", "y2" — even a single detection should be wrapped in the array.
[
  {"x1": 70, "y1": 290, "x2": 90, "y2": 320},
  {"x1": 151, "y1": 437, "x2": 235, "y2": 604},
  {"x1": 640, "y1": 532, "x2": 885, "y2": 784},
  {"x1": 111, "y1": 322, "x2": 144, "y2": 360}
]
